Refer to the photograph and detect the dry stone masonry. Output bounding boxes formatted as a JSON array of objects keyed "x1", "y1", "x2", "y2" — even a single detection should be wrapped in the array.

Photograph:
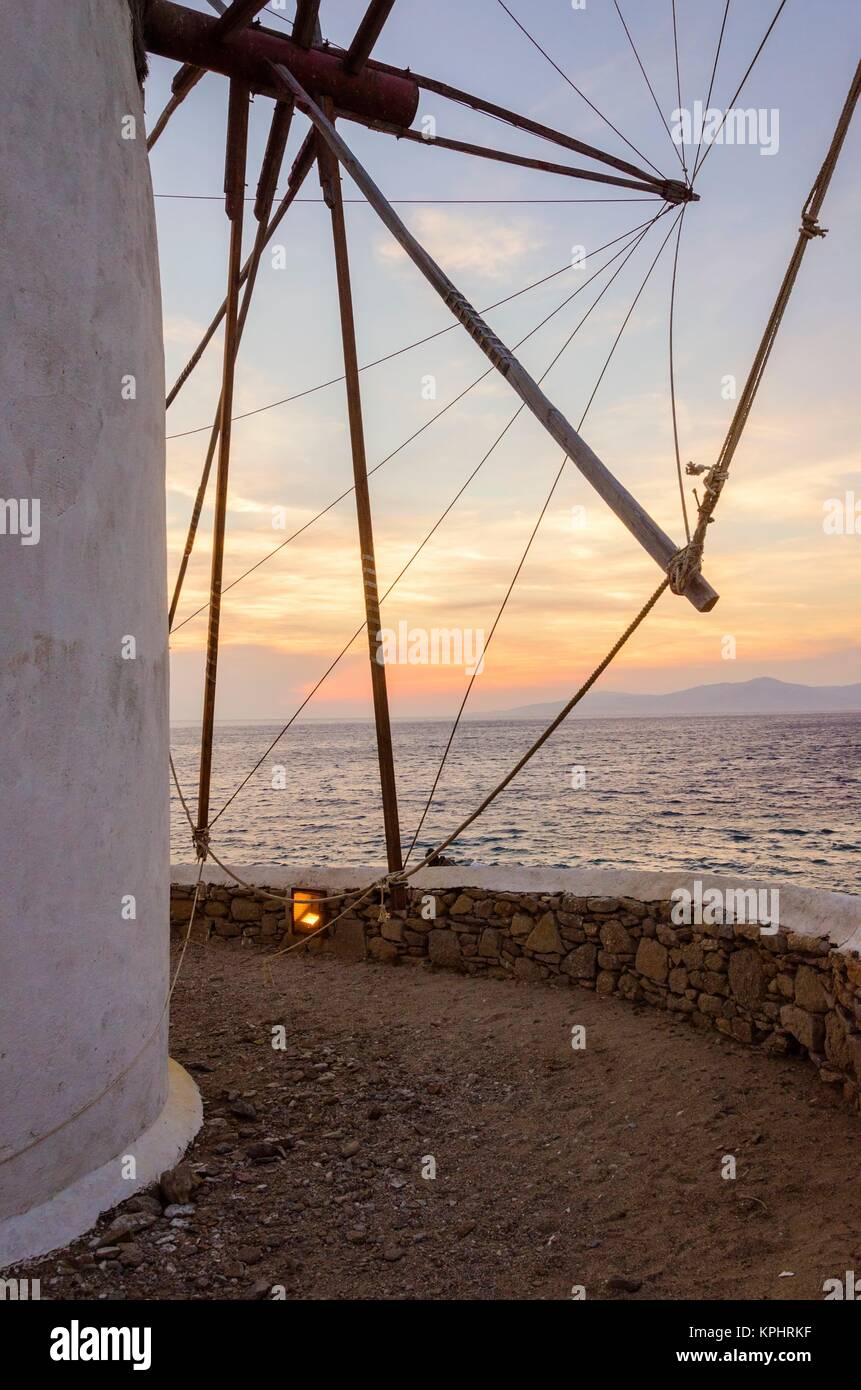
[{"x1": 170, "y1": 866, "x2": 861, "y2": 1114}]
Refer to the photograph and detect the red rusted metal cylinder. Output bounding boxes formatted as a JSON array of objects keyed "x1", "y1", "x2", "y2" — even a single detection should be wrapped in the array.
[{"x1": 144, "y1": 0, "x2": 419, "y2": 127}]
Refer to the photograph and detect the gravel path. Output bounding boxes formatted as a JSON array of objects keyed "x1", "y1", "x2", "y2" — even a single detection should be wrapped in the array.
[{"x1": 13, "y1": 940, "x2": 861, "y2": 1300}]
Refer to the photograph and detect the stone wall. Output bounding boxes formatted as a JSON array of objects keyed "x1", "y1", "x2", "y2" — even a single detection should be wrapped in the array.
[{"x1": 171, "y1": 865, "x2": 861, "y2": 1113}]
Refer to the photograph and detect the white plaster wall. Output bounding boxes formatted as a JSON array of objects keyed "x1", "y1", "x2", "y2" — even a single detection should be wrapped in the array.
[{"x1": 0, "y1": 2, "x2": 171, "y2": 1223}]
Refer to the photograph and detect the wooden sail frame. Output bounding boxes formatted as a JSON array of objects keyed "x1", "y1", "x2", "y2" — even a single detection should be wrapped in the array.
[{"x1": 147, "y1": 0, "x2": 805, "y2": 869}]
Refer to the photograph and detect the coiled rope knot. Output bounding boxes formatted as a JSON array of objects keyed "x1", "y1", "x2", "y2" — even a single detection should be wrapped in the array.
[
  {"x1": 192, "y1": 825, "x2": 211, "y2": 860},
  {"x1": 669, "y1": 456, "x2": 730, "y2": 594},
  {"x1": 800, "y1": 213, "x2": 828, "y2": 240},
  {"x1": 667, "y1": 539, "x2": 704, "y2": 595}
]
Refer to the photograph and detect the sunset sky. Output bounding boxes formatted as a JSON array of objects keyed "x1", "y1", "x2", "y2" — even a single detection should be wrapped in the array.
[{"x1": 148, "y1": 0, "x2": 860, "y2": 721}]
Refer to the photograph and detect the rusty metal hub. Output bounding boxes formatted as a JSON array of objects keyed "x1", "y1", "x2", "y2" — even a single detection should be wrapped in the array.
[{"x1": 143, "y1": 0, "x2": 419, "y2": 127}]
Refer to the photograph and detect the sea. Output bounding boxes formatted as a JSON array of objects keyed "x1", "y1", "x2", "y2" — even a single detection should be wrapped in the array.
[{"x1": 170, "y1": 713, "x2": 861, "y2": 894}]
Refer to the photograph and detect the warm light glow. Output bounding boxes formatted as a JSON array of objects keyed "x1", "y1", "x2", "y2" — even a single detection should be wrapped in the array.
[{"x1": 293, "y1": 890, "x2": 326, "y2": 934}]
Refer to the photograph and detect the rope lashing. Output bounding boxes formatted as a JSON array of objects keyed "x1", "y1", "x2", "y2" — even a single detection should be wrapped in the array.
[
  {"x1": 170, "y1": 737, "x2": 402, "y2": 912},
  {"x1": 192, "y1": 824, "x2": 210, "y2": 860},
  {"x1": 667, "y1": 538, "x2": 703, "y2": 597},
  {"x1": 800, "y1": 213, "x2": 827, "y2": 240},
  {"x1": 668, "y1": 461, "x2": 725, "y2": 595}
]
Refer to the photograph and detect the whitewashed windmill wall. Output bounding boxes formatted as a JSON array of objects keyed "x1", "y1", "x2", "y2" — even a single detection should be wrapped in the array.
[{"x1": 0, "y1": 0, "x2": 201, "y2": 1265}]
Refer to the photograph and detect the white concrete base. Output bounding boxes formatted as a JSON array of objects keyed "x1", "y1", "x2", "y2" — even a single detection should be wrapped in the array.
[{"x1": 0, "y1": 1061, "x2": 202, "y2": 1269}]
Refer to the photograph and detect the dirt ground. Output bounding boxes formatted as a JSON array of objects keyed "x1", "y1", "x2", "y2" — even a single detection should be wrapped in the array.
[{"x1": 14, "y1": 938, "x2": 861, "y2": 1301}]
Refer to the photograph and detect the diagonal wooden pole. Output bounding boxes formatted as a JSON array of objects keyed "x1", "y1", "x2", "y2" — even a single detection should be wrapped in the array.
[
  {"x1": 346, "y1": 0, "x2": 398, "y2": 72},
  {"x1": 317, "y1": 99, "x2": 404, "y2": 877},
  {"x1": 147, "y1": 71, "x2": 206, "y2": 150},
  {"x1": 253, "y1": 99, "x2": 294, "y2": 221},
  {"x1": 195, "y1": 78, "x2": 250, "y2": 852},
  {"x1": 210, "y1": 0, "x2": 270, "y2": 35},
  {"x1": 340, "y1": 112, "x2": 670, "y2": 195},
  {"x1": 265, "y1": 60, "x2": 719, "y2": 612},
  {"x1": 322, "y1": 54, "x2": 674, "y2": 194}
]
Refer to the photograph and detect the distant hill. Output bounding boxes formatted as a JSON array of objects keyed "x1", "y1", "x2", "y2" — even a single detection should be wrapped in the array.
[{"x1": 493, "y1": 677, "x2": 861, "y2": 721}]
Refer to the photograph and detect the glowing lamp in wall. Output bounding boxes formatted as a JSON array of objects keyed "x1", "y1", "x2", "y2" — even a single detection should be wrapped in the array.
[{"x1": 292, "y1": 889, "x2": 326, "y2": 934}]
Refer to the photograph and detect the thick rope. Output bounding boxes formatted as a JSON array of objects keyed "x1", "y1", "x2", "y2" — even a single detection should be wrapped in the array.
[
  {"x1": 168, "y1": 578, "x2": 669, "y2": 935},
  {"x1": 669, "y1": 60, "x2": 860, "y2": 596},
  {"x1": 169, "y1": 749, "x2": 384, "y2": 907},
  {"x1": 401, "y1": 578, "x2": 671, "y2": 879}
]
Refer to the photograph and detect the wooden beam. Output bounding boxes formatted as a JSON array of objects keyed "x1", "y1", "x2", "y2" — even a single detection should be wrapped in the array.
[
  {"x1": 267, "y1": 61, "x2": 719, "y2": 611},
  {"x1": 343, "y1": 113, "x2": 668, "y2": 196},
  {"x1": 332, "y1": 55, "x2": 676, "y2": 195},
  {"x1": 254, "y1": 98, "x2": 294, "y2": 220},
  {"x1": 210, "y1": 0, "x2": 270, "y2": 40},
  {"x1": 346, "y1": 0, "x2": 398, "y2": 72},
  {"x1": 292, "y1": 0, "x2": 322, "y2": 49},
  {"x1": 144, "y1": 0, "x2": 419, "y2": 126},
  {"x1": 147, "y1": 72, "x2": 205, "y2": 150},
  {"x1": 171, "y1": 0, "x2": 269, "y2": 106},
  {"x1": 146, "y1": 0, "x2": 266, "y2": 150},
  {"x1": 317, "y1": 98, "x2": 404, "y2": 875},
  {"x1": 195, "y1": 79, "x2": 250, "y2": 847}
]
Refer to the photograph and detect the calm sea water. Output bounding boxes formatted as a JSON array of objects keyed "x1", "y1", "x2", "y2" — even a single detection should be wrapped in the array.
[{"x1": 170, "y1": 714, "x2": 861, "y2": 893}]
